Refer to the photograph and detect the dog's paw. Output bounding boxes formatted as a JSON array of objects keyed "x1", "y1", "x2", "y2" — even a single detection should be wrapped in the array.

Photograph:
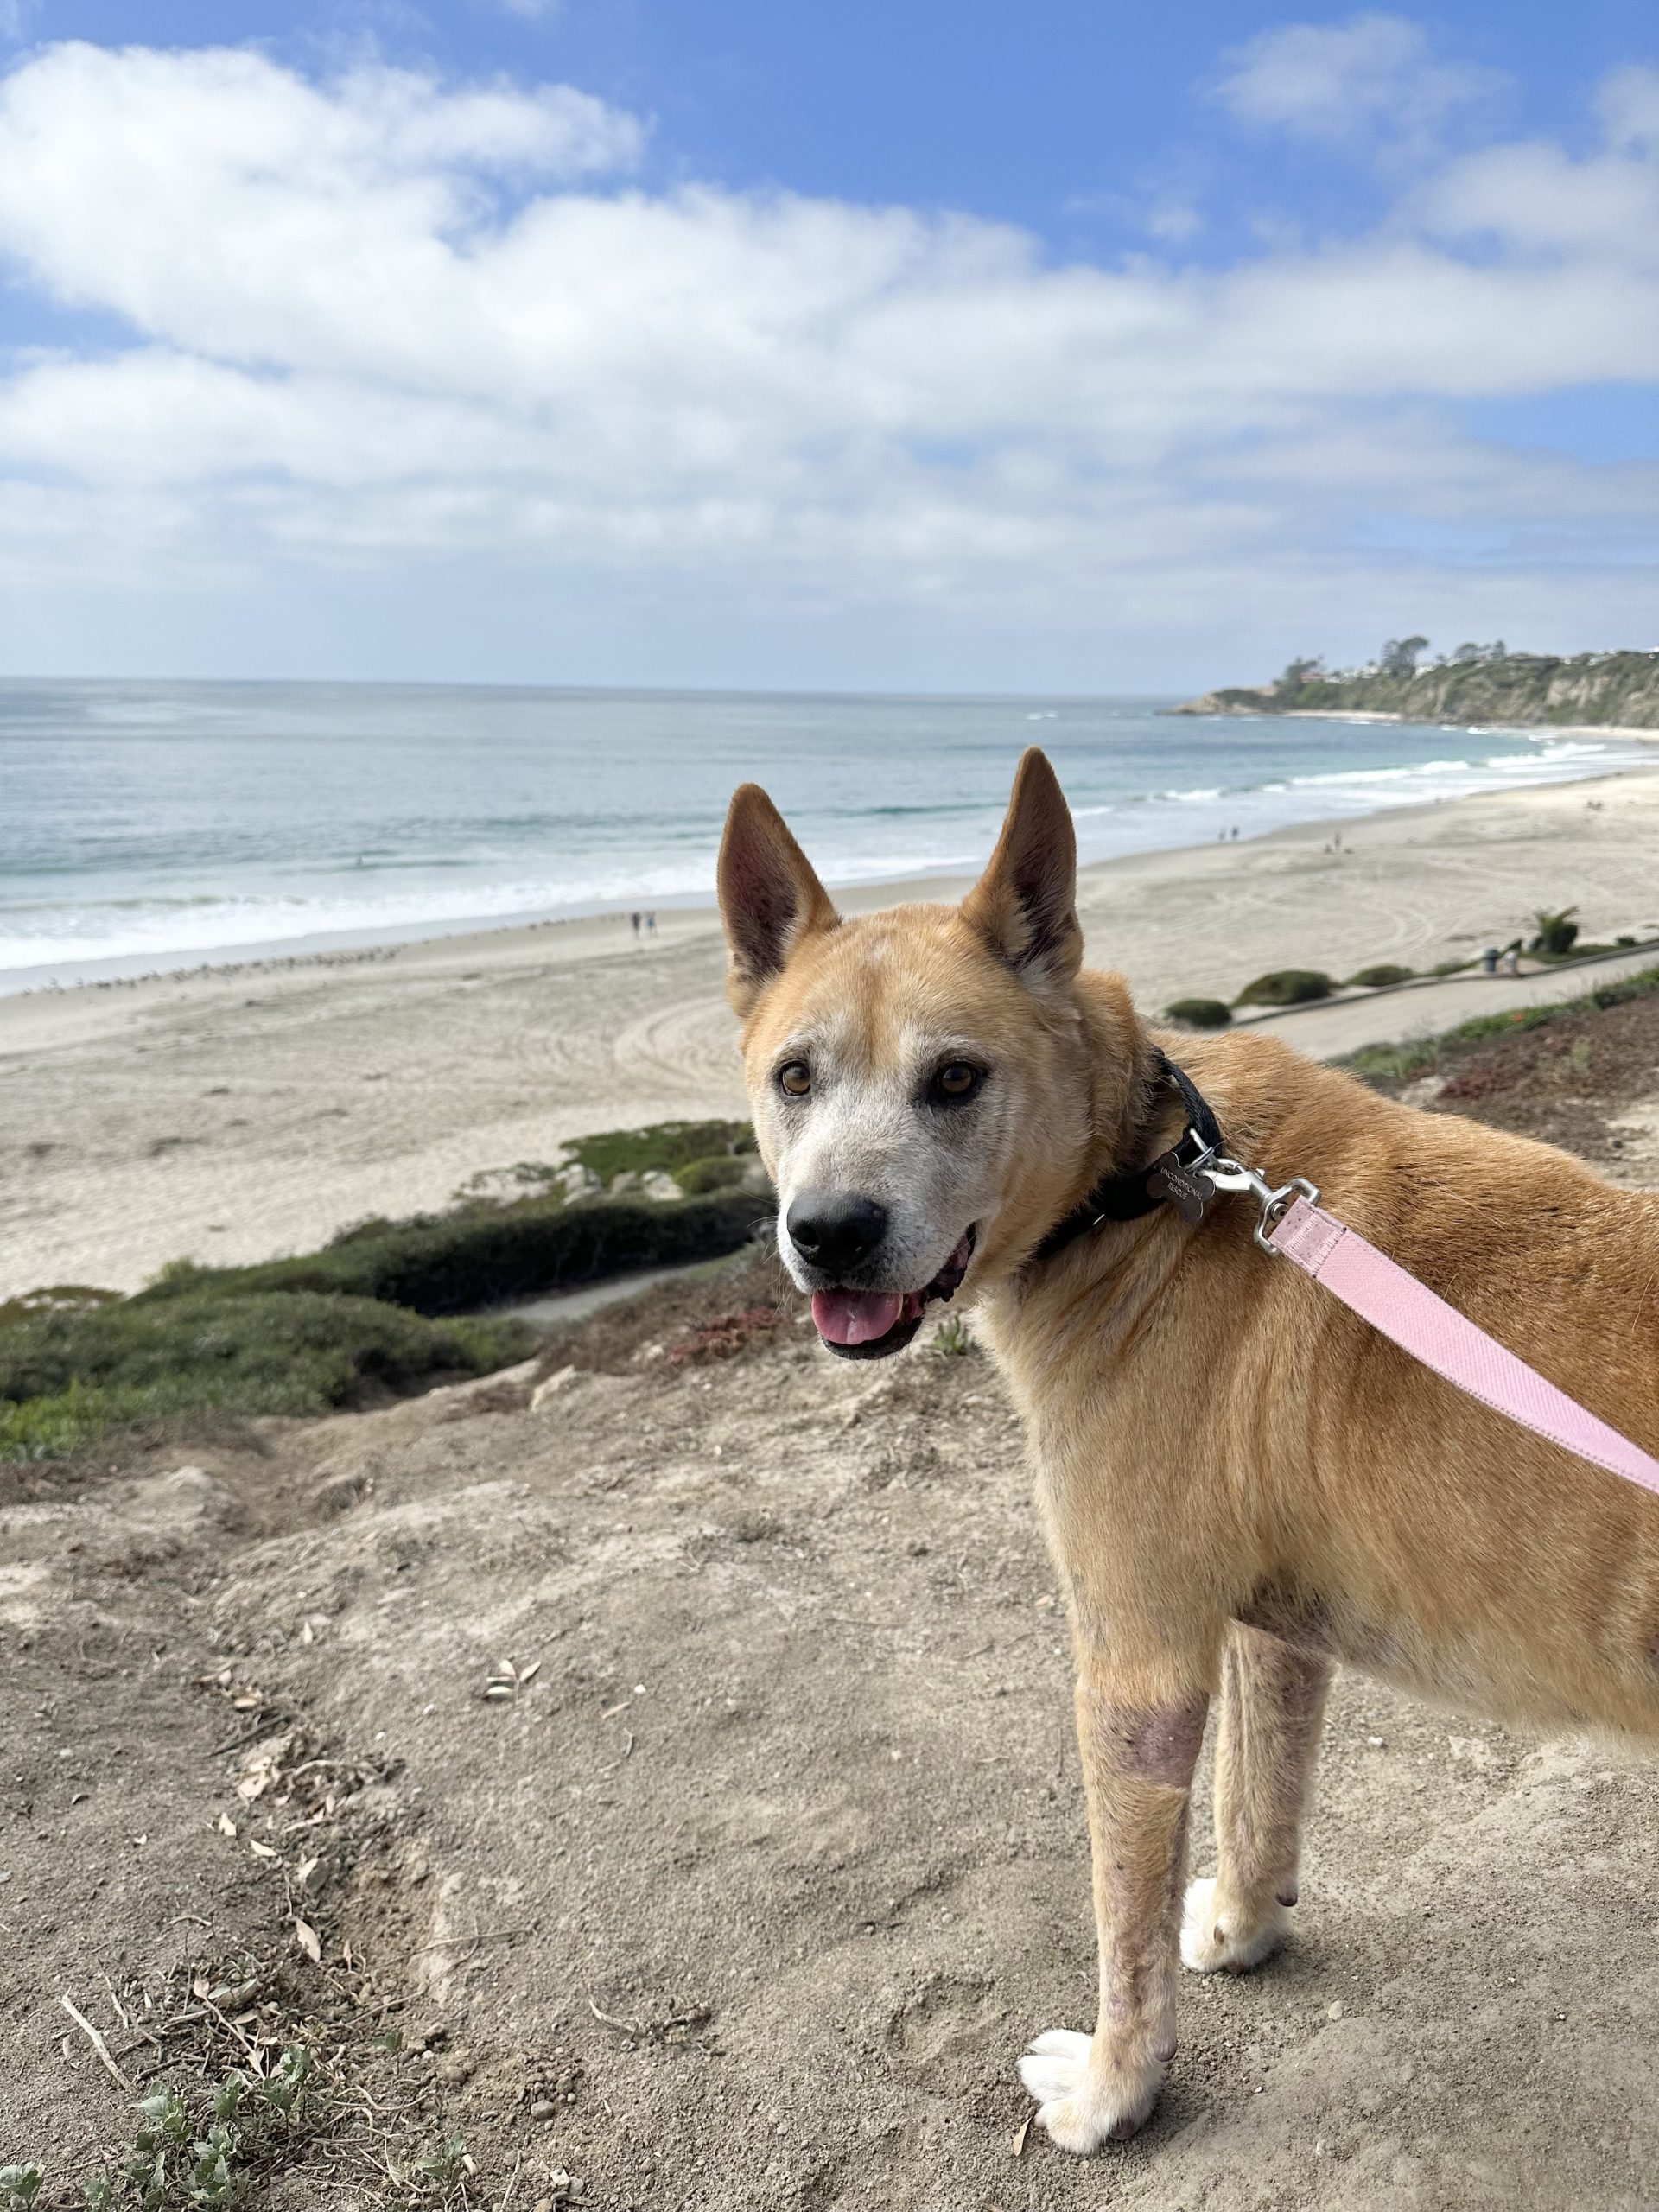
[
  {"x1": 1179, "y1": 1876, "x2": 1290, "y2": 1974},
  {"x1": 1016, "y1": 2028, "x2": 1163, "y2": 2152}
]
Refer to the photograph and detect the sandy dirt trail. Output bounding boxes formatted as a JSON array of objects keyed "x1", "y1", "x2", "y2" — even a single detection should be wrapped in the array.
[{"x1": 9, "y1": 1241, "x2": 1659, "y2": 2209}]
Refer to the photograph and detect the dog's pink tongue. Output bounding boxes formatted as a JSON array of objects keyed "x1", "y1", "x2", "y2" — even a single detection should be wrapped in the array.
[{"x1": 811, "y1": 1289, "x2": 904, "y2": 1346}]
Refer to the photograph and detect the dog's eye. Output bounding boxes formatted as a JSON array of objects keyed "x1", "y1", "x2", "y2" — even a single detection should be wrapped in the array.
[
  {"x1": 933, "y1": 1062, "x2": 982, "y2": 1102},
  {"x1": 777, "y1": 1061, "x2": 812, "y2": 1097}
]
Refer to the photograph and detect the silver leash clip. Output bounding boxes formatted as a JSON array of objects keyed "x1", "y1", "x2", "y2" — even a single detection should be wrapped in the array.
[{"x1": 1204, "y1": 1153, "x2": 1321, "y2": 1253}]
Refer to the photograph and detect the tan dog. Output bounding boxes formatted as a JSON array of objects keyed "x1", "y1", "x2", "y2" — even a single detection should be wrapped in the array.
[{"x1": 716, "y1": 748, "x2": 1659, "y2": 2154}]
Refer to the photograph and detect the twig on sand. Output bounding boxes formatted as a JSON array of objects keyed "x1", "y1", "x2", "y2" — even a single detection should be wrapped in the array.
[
  {"x1": 198, "y1": 1988, "x2": 262, "y2": 2060},
  {"x1": 500, "y1": 2147, "x2": 524, "y2": 2209},
  {"x1": 209, "y1": 1716, "x2": 287, "y2": 1758},
  {"x1": 60, "y1": 1991, "x2": 134, "y2": 2091},
  {"x1": 586, "y1": 1994, "x2": 643, "y2": 2038}
]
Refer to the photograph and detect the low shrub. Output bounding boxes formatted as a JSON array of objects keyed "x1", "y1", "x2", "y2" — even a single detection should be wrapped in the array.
[
  {"x1": 0, "y1": 1282, "x2": 121, "y2": 1332},
  {"x1": 1347, "y1": 963, "x2": 1414, "y2": 988},
  {"x1": 0, "y1": 1290, "x2": 533, "y2": 1459},
  {"x1": 134, "y1": 1188, "x2": 772, "y2": 1319},
  {"x1": 560, "y1": 1118, "x2": 755, "y2": 1183},
  {"x1": 1163, "y1": 998, "x2": 1232, "y2": 1030},
  {"x1": 1342, "y1": 963, "x2": 1659, "y2": 1088},
  {"x1": 1, "y1": 1119, "x2": 778, "y2": 1462},
  {"x1": 1235, "y1": 969, "x2": 1336, "y2": 1007},
  {"x1": 673, "y1": 1154, "x2": 760, "y2": 1196}
]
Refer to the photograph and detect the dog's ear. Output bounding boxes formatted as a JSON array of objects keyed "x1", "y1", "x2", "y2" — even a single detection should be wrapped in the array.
[
  {"x1": 718, "y1": 783, "x2": 841, "y2": 1017},
  {"x1": 962, "y1": 748, "x2": 1082, "y2": 982}
]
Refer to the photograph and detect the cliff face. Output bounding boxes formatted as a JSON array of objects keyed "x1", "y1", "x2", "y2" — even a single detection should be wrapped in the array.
[{"x1": 1174, "y1": 651, "x2": 1659, "y2": 728}]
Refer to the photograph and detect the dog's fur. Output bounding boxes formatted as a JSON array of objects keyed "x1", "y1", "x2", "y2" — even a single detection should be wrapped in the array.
[{"x1": 717, "y1": 748, "x2": 1659, "y2": 2153}]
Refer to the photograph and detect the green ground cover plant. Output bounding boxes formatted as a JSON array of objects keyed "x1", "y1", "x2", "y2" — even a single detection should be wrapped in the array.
[
  {"x1": 1343, "y1": 965, "x2": 1659, "y2": 1085},
  {"x1": 560, "y1": 1117, "x2": 756, "y2": 1184},
  {"x1": 1235, "y1": 969, "x2": 1336, "y2": 1007},
  {"x1": 134, "y1": 1187, "x2": 767, "y2": 1318},
  {"x1": 1163, "y1": 997, "x2": 1233, "y2": 1029},
  {"x1": 671, "y1": 1154, "x2": 756, "y2": 1194},
  {"x1": 0, "y1": 1293, "x2": 532, "y2": 1462},
  {"x1": 1, "y1": 1123, "x2": 776, "y2": 1461},
  {"x1": 0, "y1": 1284, "x2": 121, "y2": 1331}
]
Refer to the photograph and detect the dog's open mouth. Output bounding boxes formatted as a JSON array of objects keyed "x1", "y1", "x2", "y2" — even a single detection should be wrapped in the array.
[{"x1": 810, "y1": 1228, "x2": 977, "y2": 1361}]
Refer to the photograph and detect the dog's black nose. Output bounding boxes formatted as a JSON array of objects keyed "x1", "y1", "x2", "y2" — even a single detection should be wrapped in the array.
[{"x1": 786, "y1": 1190, "x2": 888, "y2": 1274}]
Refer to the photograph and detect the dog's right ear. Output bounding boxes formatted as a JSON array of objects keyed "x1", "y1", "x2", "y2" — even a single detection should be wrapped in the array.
[{"x1": 717, "y1": 784, "x2": 841, "y2": 1018}]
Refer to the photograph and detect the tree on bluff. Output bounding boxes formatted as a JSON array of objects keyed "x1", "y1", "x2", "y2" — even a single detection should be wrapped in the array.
[
  {"x1": 1276, "y1": 656, "x2": 1325, "y2": 693},
  {"x1": 1380, "y1": 635, "x2": 1429, "y2": 677}
]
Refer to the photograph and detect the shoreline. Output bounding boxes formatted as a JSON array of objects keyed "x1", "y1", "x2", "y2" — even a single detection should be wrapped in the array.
[
  {"x1": 5, "y1": 755, "x2": 1659, "y2": 1299},
  {"x1": 1275, "y1": 714, "x2": 1659, "y2": 740},
  {"x1": 5, "y1": 728, "x2": 1658, "y2": 1005}
]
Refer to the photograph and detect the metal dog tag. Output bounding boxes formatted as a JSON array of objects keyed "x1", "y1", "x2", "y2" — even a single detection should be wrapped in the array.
[{"x1": 1147, "y1": 1148, "x2": 1217, "y2": 1224}]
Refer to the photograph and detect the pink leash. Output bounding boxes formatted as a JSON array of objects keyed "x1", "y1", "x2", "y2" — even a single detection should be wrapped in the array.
[{"x1": 1264, "y1": 1191, "x2": 1659, "y2": 1497}]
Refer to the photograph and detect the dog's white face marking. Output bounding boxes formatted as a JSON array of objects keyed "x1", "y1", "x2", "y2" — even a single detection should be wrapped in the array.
[{"x1": 757, "y1": 1005, "x2": 1018, "y2": 1295}]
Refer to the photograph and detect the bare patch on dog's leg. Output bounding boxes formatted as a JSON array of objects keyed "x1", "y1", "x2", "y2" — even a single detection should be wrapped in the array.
[
  {"x1": 1018, "y1": 1681, "x2": 1209, "y2": 2155},
  {"x1": 1184, "y1": 1623, "x2": 1332, "y2": 1975}
]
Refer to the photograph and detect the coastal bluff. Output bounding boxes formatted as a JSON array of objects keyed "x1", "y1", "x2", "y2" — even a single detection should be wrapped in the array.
[{"x1": 1173, "y1": 645, "x2": 1659, "y2": 728}]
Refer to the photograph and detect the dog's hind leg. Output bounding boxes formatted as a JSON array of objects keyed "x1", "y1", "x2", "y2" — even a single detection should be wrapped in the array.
[
  {"x1": 1182, "y1": 1621, "x2": 1332, "y2": 1975},
  {"x1": 1018, "y1": 1646, "x2": 1212, "y2": 2152}
]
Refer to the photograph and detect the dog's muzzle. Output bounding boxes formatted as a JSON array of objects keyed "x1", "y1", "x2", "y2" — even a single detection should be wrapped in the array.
[{"x1": 809, "y1": 1227, "x2": 977, "y2": 1360}]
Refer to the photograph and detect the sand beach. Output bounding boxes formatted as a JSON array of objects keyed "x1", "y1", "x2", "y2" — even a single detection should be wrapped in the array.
[{"x1": 3, "y1": 757, "x2": 1659, "y2": 1300}]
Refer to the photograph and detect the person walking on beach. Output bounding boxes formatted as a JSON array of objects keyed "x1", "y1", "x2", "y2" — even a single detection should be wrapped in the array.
[{"x1": 631, "y1": 911, "x2": 640, "y2": 939}]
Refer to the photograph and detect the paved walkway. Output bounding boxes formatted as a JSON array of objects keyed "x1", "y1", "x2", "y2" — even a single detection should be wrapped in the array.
[{"x1": 1247, "y1": 943, "x2": 1659, "y2": 1060}]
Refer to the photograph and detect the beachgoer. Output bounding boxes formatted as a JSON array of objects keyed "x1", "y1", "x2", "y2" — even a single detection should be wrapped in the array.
[{"x1": 631, "y1": 911, "x2": 640, "y2": 938}]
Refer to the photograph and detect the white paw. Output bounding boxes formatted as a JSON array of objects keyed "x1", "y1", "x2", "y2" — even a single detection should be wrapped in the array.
[
  {"x1": 1180, "y1": 1876, "x2": 1290, "y2": 1974},
  {"x1": 1016, "y1": 2027, "x2": 1163, "y2": 2152}
]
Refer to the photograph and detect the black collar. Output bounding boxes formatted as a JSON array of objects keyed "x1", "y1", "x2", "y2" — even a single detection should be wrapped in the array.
[{"x1": 1030, "y1": 1049, "x2": 1224, "y2": 1266}]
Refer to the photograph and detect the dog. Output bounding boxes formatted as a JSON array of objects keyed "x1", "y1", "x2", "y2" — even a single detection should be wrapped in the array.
[{"x1": 715, "y1": 747, "x2": 1659, "y2": 2153}]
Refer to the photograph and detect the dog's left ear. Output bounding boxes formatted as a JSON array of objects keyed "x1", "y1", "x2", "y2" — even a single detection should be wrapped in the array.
[
  {"x1": 963, "y1": 747, "x2": 1083, "y2": 982},
  {"x1": 718, "y1": 783, "x2": 841, "y2": 1017}
]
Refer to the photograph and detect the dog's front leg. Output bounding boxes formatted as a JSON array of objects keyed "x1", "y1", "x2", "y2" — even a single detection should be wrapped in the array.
[{"x1": 1019, "y1": 1649, "x2": 1211, "y2": 2152}]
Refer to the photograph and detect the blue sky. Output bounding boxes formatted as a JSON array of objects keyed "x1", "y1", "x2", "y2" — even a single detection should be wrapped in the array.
[{"x1": 1, "y1": 2, "x2": 1656, "y2": 687}]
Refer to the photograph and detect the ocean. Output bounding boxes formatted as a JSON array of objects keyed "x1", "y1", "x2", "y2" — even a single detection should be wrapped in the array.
[{"x1": 2, "y1": 678, "x2": 1648, "y2": 993}]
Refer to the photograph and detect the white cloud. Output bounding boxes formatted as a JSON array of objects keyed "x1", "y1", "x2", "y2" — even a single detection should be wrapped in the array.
[
  {"x1": 1213, "y1": 12, "x2": 1502, "y2": 162},
  {"x1": 1600, "y1": 65, "x2": 1659, "y2": 152},
  {"x1": 0, "y1": 36, "x2": 1654, "y2": 682}
]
